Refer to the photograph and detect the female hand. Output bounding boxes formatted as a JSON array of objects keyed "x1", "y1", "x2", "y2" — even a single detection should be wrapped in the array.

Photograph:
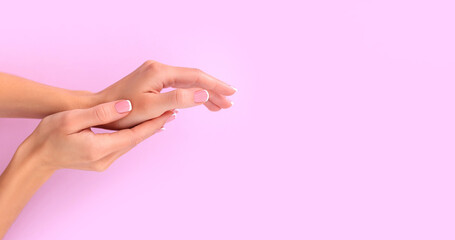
[
  {"x1": 14, "y1": 99, "x2": 173, "y2": 172},
  {"x1": 95, "y1": 60, "x2": 237, "y2": 129},
  {"x1": 0, "y1": 100, "x2": 173, "y2": 237}
]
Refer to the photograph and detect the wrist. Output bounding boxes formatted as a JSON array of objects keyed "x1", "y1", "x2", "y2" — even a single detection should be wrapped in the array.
[
  {"x1": 10, "y1": 145, "x2": 56, "y2": 179},
  {"x1": 67, "y1": 90, "x2": 105, "y2": 110}
]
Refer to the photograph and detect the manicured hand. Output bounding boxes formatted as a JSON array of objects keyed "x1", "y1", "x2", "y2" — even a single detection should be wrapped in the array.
[
  {"x1": 14, "y1": 100, "x2": 174, "y2": 172},
  {"x1": 0, "y1": 100, "x2": 175, "y2": 237},
  {"x1": 96, "y1": 60, "x2": 237, "y2": 129}
]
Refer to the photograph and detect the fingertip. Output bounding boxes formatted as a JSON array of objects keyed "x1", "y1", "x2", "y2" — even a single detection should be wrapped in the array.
[
  {"x1": 166, "y1": 113, "x2": 177, "y2": 123},
  {"x1": 127, "y1": 100, "x2": 132, "y2": 111},
  {"x1": 160, "y1": 110, "x2": 175, "y2": 123},
  {"x1": 220, "y1": 85, "x2": 237, "y2": 96},
  {"x1": 155, "y1": 127, "x2": 166, "y2": 133},
  {"x1": 130, "y1": 110, "x2": 174, "y2": 140},
  {"x1": 194, "y1": 89, "x2": 210, "y2": 103},
  {"x1": 204, "y1": 90, "x2": 210, "y2": 102},
  {"x1": 115, "y1": 100, "x2": 132, "y2": 113},
  {"x1": 204, "y1": 102, "x2": 222, "y2": 111}
]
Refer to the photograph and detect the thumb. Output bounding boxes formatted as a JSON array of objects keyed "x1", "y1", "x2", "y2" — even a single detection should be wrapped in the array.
[
  {"x1": 156, "y1": 88, "x2": 209, "y2": 111},
  {"x1": 67, "y1": 100, "x2": 132, "y2": 132}
]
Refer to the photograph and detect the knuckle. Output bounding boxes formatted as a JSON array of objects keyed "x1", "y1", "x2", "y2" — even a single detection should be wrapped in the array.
[
  {"x1": 58, "y1": 112, "x2": 74, "y2": 129},
  {"x1": 94, "y1": 106, "x2": 110, "y2": 123},
  {"x1": 143, "y1": 59, "x2": 156, "y2": 66},
  {"x1": 174, "y1": 89, "x2": 185, "y2": 106},
  {"x1": 192, "y1": 68, "x2": 203, "y2": 83},
  {"x1": 142, "y1": 60, "x2": 162, "y2": 73}
]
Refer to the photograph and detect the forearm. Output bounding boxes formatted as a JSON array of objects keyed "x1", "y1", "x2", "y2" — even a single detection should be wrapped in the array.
[
  {"x1": 0, "y1": 72, "x2": 102, "y2": 118},
  {"x1": 0, "y1": 151, "x2": 54, "y2": 239}
]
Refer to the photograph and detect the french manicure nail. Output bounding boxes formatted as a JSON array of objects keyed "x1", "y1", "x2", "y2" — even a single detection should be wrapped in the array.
[
  {"x1": 115, "y1": 100, "x2": 132, "y2": 113},
  {"x1": 156, "y1": 127, "x2": 166, "y2": 133},
  {"x1": 173, "y1": 109, "x2": 179, "y2": 114},
  {"x1": 230, "y1": 101, "x2": 234, "y2": 106},
  {"x1": 194, "y1": 90, "x2": 209, "y2": 103},
  {"x1": 166, "y1": 113, "x2": 177, "y2": 123},
  {"x1": 231, "y1": 86, "x2": 238, "y2": 92}
]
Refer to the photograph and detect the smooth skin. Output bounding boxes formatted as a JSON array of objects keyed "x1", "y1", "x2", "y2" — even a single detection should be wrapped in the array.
[
  {"x1": 0, "y1": 60, "x2": 237, "y2": 124},
  {"x1": 0, "y1": 60, "x2": 236, "y2": 239}
]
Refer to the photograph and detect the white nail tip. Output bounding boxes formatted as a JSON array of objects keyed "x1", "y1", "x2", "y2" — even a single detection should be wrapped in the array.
[
  {"x1": 204, "y1": 90, "x2": 210, "y2": 102},
  {"x1": 231, "y1": 86, "x2": 238, "y2": 92},
  {"x1": 231, "y1": 101, "x2": 234, "y2": 106},
  {"x1": 126, "y1": 100, "x2": 132, "y2": 111}
]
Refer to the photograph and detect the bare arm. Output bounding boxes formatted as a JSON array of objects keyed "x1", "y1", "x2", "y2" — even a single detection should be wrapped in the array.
[
  {"x1": 0, "y1": 101, "x2": 173, "y2": 239},
  {"x1": 0, "y1": 61, "x2": 236, "y2": 126},
  {"x1": 0, "y1": 72, "x2": 99, "y2": 118},
  {"x1": 0, "y1": 60, "x2": 236, "y2": 238},
  {"x1": 0, "y1": 153, "x2": 54, "y2": 237}
]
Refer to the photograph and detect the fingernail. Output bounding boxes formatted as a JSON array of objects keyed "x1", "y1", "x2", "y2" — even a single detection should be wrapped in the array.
[
  {"x1": 115, "y1": 100, "x2": 132, "y2": 113},
  {"x1": 173, "y1": 109, "x2": 179, "y2": 114},
  {"x1": 230, "y1": 101, "x2": 234, "y2": 106},
  {"x1": 156, "y1": 127, "x2": 166, "y2": 133},
  {"x1": 194, "y1": 90, "x2": 209, "y2": 103},
  {"x1": 231, "y1": 86, "x2": 238, "y2": 92},
  {"x1": 166, "y1": 113, "x2": 177, "y2": 123}
]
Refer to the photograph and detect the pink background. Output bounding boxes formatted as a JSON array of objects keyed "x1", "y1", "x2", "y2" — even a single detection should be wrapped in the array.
[{"x1": 1, "y1": 0, "x2": 455, "y2": 239}]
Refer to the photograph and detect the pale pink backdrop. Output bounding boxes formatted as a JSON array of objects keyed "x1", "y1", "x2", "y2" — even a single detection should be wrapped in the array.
[{"x1": 1, "y1": 0, "x2": 455, "y2": 239}]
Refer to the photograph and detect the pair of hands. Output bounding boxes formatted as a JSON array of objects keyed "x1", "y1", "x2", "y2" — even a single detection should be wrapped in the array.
[{"x1": 15, "y1": 60, "x2": 236, "y2": 172}]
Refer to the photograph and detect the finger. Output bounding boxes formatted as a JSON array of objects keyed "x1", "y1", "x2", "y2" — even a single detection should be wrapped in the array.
[
  {"x1": 204, "y1": 101, "x2": 222, "y2": 112},
  {"x1": 163, "y1": 65, "x2": 237, "y2": 96},
  {"x1": 153, "y1": 88, "x2": 209, "y2": 113},
  {"x1": 130, "y1": 110, "x2": 173, "y2": 141},
  {"x1": 95, "y1": 111, "x2": 173, "y2": 151},
  {"x1": 66, "y1": 100, "x2": 132, "y2": 133},
  {"x1": 207, "y1": 91, "x2": 233, "y2": 109}
]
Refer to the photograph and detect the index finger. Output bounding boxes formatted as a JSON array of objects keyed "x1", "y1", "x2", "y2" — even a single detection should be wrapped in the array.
[
  {"x1": 163, "y1": 65, "x2": 237, "y2": 96},
  {"x1": 94, "y1": 111, "x2": 174, "y2": 150}
]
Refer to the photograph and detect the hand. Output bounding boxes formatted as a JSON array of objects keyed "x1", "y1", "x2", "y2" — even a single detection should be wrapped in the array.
[
  {"x1": 95, "y1": 60, "x2": 237, "y2": 129},
  {"x1": 13, "y1": 100, "x2": 173, "y2": 172},
  {"x1": 0, "y1": 100, "x2": 173, "y2": 237}
]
